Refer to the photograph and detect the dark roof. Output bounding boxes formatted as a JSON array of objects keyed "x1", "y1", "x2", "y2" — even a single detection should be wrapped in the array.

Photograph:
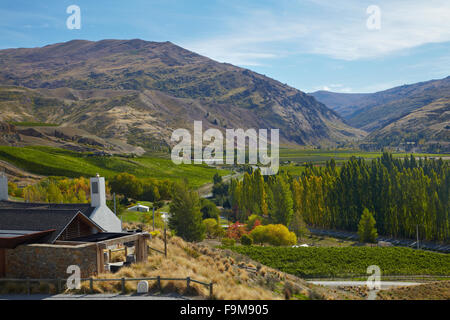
[
  {"x1": 70, "y1": 232, "x2": 132, "y2": 243},
  {"x1": 0, "y1": 230, "x2": 46, "y2": 238},
  {"x1": 0, "y1": 209, "x2": 99, "y2": 244},
  {"x1": 0, "y1": 229, "x2": 56, "y2": 249},
  {"x1": 0, "y1": 200, "x2": 95, "y2": 217}
]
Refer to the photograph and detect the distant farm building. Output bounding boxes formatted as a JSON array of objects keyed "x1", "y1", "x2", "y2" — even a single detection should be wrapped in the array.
[{"x1": 128, "y1": 204, "x2": 150, "y2": 213}]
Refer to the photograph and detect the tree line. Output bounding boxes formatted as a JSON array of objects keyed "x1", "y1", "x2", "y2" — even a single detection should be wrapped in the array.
[
  {"x1": 227, "y1": 154, "x2": 449, "y2": 242},
  {"x1": 21, "y1": 177, "x2": 90, "y2": 203}
]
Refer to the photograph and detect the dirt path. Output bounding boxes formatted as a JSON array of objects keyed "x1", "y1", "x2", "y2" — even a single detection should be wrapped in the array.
[{"x1": 197, "y1": 171, "x2": 243, "y2": 198}]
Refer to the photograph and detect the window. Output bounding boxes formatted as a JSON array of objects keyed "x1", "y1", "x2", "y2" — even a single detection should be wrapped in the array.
[{"x1": 92, "y1": 182, "x2": 99, "y2": 194}]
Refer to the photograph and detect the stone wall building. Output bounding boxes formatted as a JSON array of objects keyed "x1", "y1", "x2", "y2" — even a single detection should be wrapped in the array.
[{"x1": 0, "y1": 174, "x2": 150, "y2": 279}]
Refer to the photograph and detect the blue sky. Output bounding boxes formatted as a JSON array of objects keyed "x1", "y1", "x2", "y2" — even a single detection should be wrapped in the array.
[{"x1": 1, "y1": 0, "x2": 450, "y2": 93}]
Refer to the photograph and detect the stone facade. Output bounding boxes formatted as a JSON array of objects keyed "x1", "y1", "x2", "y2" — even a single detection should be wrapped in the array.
[{"x1": 5, "y1": 243, "x2": 99, "y2": 279}]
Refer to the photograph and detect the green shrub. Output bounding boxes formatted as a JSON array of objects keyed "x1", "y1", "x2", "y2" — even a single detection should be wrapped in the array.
[
  {"x1": 246, "y1": 214, "x2": 262, "y2": 231},
  {"x1": 240, "y1": 234, "x2": 253, "y2": 246},
  {"x1": 150, "y1": 230, "x2": 161, "y2": 238},
  {"x1": 203, "y1": 218, "x2": 224, "y2": 238},
  {"x1": 200, "y1": 198, "x2": 220, "y2": 220},
  {"x1": 222, "y1": 238, "x2": 236, "y2": 247},
  {"x1": 250, "y1": 224, "x2": 297, "y2": 246}
]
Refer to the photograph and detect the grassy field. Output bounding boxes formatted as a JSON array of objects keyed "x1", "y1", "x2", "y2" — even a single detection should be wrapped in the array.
[
  {"x1": 279, "y1": 148, "x2": 450, "y2": 164},
  {"x1": 278, "y1": 148, "x2": 450, "y2": 175},
  {"x1": 119, "y1": 201, "x2": 171, "y2": 224},
  {"x1": 0, "y1": 146, "x2": 226, "y2": 188},
  {"x1": 1, "y1": 145, "x2": 447, "y2": 187},
  {"x1": 228, "y1": 246, "x2": 450, "y2": 278}
]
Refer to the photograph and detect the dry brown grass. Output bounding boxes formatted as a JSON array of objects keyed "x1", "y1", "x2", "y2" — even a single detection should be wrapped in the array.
[
  {"x1": 67, "y1": 223, "x2": 360, "y2": 300},
  {"x1": 110, "y1": 250, "x2": 126, "y2": 263},
  {"x1": 0, "y1": 223, "x2": 360, "y2": 299},
  {"x1": 0, "y1": 281, "x2": 58, "y2": 295},
  {"x1": 377, "y1": 281, "x2": 450, "y2": 300}
]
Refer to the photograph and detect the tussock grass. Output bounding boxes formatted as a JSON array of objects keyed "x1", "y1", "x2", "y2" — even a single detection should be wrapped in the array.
[
  {"x1": 68, "y1": 224, "x2": 361, "y2": 300},
  {"x1": 377, "y1": 281, "x2": 450, "y2": 300},
  {"x1": 0, "y1": 223, "x2": 360, "y2": 299}
]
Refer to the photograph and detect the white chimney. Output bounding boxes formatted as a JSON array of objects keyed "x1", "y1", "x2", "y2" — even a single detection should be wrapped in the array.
[
  {"x1": 90, "y1": 174, "x2": 106, "y2": 208},
  {"x1": 0, "y1": 173, "x2": 8, "y2": 201}
]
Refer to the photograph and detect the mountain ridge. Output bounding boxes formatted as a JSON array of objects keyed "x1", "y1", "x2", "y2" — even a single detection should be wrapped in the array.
[
  {"x1": 310, "y1": 76, "x2": 450, "y2": 152},
  {"x1": 0, "y1": 39, "x2": 365, "y2": 151},
  {"x1": 310, "y1": 76, "x2": 450, "y2": 131}
]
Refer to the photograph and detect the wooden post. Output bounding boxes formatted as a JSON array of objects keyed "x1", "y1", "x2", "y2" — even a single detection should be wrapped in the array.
[
  {"x1": 135, "y1": 238, "x2": 141, "y2": 263},
  {"x1": 26, "y1": 278, "x2": 30, "y2": 295},
  {"x1": 121, "y1": 278, "x2": 126, "y2": 294},
  {"x1": 142, "y1": 236, "x2": 148, "y2": 262},
  {"x1": 90, "y1": 278, "x2": 94, "y2": 293},
  {"x1": 209, "y1": 282, "x2": 214, "y2": 299},
  {"x1": 164, "y1": 226, "x2": 167, "y2": 258},
  {"x1": 157, "y1": 276, "x2": 161, "y2": 291},
  {"x1": 96, "y1": 243, "x2": 106, "y2": 275},
  {"x1": 186, "y1": 277, "x2": 190, "y2": 291},
  {"x1": 152, "y1": 207, "x2": 155, "y2": 231}
]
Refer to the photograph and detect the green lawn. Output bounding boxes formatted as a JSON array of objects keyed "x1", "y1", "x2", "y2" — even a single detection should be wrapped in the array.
[
  {"x1": 120, "y1": 210, "x2": 148, "y2": 224},
  {"x1": 0, "y1": 146, "x2": 226, "y2": 188},
  {"x1": 279, "y1": 165, "x2": 306, "y2": 176},
  {"x1": 228, "y1": 246, "x2": 450, "y2": 278},
  {"x1": 119, "y1": 201, "x2": 168, "y2": 225}
]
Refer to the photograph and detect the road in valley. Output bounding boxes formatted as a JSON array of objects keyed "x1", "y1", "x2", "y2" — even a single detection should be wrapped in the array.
[{"x1": 197, "y1": 171, "x2": 242, "y2": 198}]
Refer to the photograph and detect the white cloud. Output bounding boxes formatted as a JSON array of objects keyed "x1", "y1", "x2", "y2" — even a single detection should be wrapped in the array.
[
  {"x1": 315, "y1": 84, "x2": 353, "y2": 93},
  {"x1": 182, "y1": 0, "x2": 450, "y2": 65},
  {"x1": 184, "y1": 9, "x2": 309, "y2": 66}
]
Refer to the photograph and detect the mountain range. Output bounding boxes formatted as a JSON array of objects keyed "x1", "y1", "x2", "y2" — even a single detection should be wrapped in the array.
[
  {"x1": 0, "y1": 39, "x2": 448, "y2": 154},
  {"x1": 0, "y1": 39, "x2": 364, "y2": 154},
  {"x1": 310, "y1": 77, "x2": 450, "y2": 152}
]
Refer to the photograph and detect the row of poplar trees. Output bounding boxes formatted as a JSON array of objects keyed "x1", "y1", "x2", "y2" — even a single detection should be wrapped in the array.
[{"x1": 228, "y1": 153, "x2": 449, "y2": 242}]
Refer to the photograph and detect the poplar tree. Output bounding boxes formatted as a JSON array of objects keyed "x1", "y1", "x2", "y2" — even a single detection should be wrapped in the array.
[
  {"x1": 169, "y1": 181, "x2": 205, "y2": 242},
  {"x1": 358, "y1": 208, "x2": 378, "y2": 243},
  {"x1": 270, "y1": 174, "x2": 293, "y2": 226}
]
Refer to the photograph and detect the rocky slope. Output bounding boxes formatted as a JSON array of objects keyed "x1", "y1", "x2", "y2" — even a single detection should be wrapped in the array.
[
  {"x1": 310, "y1": 76, "x2": 450, "y2": 152},
  {"x1": 365, "y1": 98, "x2": 449, "y2": 152},
  {"x1": 0, "y1": 39, "x2": 364, "y2": 151}
]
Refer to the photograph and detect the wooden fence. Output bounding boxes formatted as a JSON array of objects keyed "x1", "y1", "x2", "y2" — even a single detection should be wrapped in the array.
[{"x1": 0, "y1": 276, "x2": 214, "y2": 299}]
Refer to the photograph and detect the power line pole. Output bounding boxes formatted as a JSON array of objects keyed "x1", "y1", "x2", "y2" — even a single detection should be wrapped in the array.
[
  {"x1": 113, "y1": 192, "x2": 116, "y2": 215},
  {"x1": 153, "y1": 206, "x2": 155, "y2": 231},
  {"x1": 164, "y1": 222, "x2": 167, "y2": 258},
  {"x1": 416, "y1": 224, "x2": 420, "y2": 250}
]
